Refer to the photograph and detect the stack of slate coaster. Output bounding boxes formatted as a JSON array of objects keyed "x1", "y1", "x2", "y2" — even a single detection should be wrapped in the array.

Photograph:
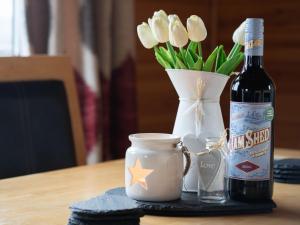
[
  {"x1": 68, "y1": 194, "x2": 144, "y2": 225},
  {"x1": 274, "y1": 158, "x2": 300, "y2": 184}
]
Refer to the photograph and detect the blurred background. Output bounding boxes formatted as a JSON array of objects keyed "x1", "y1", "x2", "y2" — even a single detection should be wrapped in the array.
[{"x1": 0, "y1": 0, "x2": 299, "y2": 164}]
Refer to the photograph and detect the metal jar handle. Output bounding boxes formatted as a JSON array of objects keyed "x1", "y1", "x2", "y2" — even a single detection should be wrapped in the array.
[{"x1": 178, "y1": 142, "x2": 191, "y2": 176}]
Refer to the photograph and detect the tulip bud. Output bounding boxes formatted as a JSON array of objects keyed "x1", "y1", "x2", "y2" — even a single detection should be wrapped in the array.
[
  {"x1": 168, "y1": 14, "x2": 180, "y2": 23},
  {"x1": 137, "y1": 22, "x2": 158, "y2": 49},
  {"x1": 153, "y1": 9, "x2": 168, "y2": 23},
  {"x1": 148, "y1": 18, "x2": 154, "y2": 32},
  {"x1": 232, "y1": 21, "x2": 246, "y2": 45},
  {"x1": 169, "y1": 16, "x2": 189, "y2": 48},
  {"x1": 187, "y1": 15, "x2": 207, "y2": 42},
  {"x1": 149, "y1": 15, "x2": 169, "y2": 43}
]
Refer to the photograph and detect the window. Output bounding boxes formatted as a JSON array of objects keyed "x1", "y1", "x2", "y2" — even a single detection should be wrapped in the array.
[
  {"x1": 0, "y1": 0, "x2": 30, "y2": 56},
  {"x1": 0, "y1": 0, "x2": 13, "y2": 55}
]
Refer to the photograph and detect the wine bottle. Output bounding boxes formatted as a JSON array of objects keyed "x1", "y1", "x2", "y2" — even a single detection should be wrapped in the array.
[{"x1": 227, "y1": 18, "x2": 275, "y2": 201}]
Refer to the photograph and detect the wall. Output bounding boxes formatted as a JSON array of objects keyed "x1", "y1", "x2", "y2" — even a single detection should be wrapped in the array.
[{"x1": 135, "y1": 0, "x2": 300, "y2": 149}]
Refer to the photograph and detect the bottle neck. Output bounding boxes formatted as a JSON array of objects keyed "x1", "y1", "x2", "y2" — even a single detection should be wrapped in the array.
[
  {"x1": 244, "y1": 18, "x2": 264, "y2": 70},
  {"x1": 244, "y1": 55, "x2": 264, "y2": 69}
]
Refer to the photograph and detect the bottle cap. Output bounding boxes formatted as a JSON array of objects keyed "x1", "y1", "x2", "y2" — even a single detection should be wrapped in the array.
[
  {"x1": 245, "y1": 18, "x2": 264, "y2": 56},
  {"x1": 245, "y1": 18, "x2": 264, "y2": 35}
]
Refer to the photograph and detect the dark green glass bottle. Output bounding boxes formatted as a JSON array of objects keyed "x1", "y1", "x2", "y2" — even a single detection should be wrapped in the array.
[{"x1": 227, "y1": 18, "x2": 275, "y2": 201}]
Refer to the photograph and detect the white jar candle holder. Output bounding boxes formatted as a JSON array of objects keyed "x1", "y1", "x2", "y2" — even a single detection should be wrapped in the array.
[{"x1": 125, "y1": 133, "x2": 190, "y2": 202}]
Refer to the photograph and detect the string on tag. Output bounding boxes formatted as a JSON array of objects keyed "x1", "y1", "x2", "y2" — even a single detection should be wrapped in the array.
[{"x1": 197, "y1": 129, "x2": 229, "y2": 156}]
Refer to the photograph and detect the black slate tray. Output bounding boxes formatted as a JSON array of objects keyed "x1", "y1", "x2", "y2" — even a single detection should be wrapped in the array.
[{"x1": 105, "y1": 187, "x2": 276, "y2": 217}]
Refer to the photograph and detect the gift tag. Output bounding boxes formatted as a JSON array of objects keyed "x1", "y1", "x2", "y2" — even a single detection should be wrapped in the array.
[{"x1": 197, "y1": 150, "x2": 222, "y2": 190}]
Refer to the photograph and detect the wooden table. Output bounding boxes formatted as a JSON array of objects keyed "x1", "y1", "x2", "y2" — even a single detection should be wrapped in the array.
[{"x1": 0, "y1": 149, "x2": 300, "y2": 225}]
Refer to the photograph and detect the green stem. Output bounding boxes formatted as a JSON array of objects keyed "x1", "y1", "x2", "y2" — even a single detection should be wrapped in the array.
[
  {"x1": 198, "y1": 42, "x2": 202, "y2": 57},
  {"x1": 187, "y1": 41, "x2": 197, "y2": 53},
  {"x1": 180, "y1": 47, "x2": 190, "y2": 68},
  {"x1": 179, "y1": 48, "x2": 185, "y2": 59},
  {"x1": 154, "y1": 45, "x2": 159, "y2": 53}
]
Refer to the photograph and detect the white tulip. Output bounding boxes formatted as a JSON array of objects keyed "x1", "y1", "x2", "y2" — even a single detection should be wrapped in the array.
[
  {"x1": 149, "y1": 10, "x2": 168, "y2": 31},
  {"x1": 137, "y1": 22, "x2": 158, "y2": 49},
  {"x1": 232, "y1": 21, "x2": 246, "y2": 45},
  {"x1": 149, "y1": 15, "x2": 169, "y2": 43},
  {"x1": 153, "y1": 9, "x2": 168, "y2": 23},
  {"x1": 169, "y1": 17, "x2": 189, "y2": 48},
  {"x1": 168, "y1": 14, "x2": 180, "y2": 23},
  {"x1": 148, "y1": 18, "x2": 154, "y2": 33},
  {"x1": 148, "y1": 10, "x2": 169, "y2": 42},
  {"x1": 187, "y1": 15, "x2": 207, "y2": 42}
]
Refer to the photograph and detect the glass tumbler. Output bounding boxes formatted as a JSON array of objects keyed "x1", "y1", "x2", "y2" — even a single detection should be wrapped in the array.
[{"x1": 197, "y1": 137, "x2": 227, "y2": 203}]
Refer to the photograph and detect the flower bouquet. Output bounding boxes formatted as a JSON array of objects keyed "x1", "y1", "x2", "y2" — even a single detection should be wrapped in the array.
[{"x1": 137, "y1": 10, "x2": 245, "y2": 192}]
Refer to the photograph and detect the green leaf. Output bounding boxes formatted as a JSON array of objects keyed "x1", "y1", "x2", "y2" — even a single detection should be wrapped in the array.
[
  {"x1": 227, "y1": 43, "x2": 242, "y2": 60},
  {"x1": 185, "y1": 50, "x2": 195, "y2": 69},
  {"x1": 166, "y1": 42, "x2": 178, "y2": 66},
  {"x1": 193, "y1": 56, "x2": 203, "y2": 70},
  {"x1": 175, "y1": 57, "x2": 187, "y2": 69},
  {"x1": 216, "y1": 47, "x2": 227, "y2": 71},
  {"x1": 227, "y1": 43, "x2": 238, "y2": 59},
  {"x1": 215, "y1": 45, "x2": 225, "y2": 71},
  {"x1": 159, "y1": 46, "x2": 174, "y2": 68},
  {"x1": 155, "y1": 51, "x2": 171, "y2": 69},
  {"x1": 229, "y1": 52, "x2": 244, "y2": 74},
  {"x1": 179, "y1": 48, "x2": 188, "y2": 66},
  {"x1": 203, "y1": 46, "x2": 218, "y2": 72},
  {"x1": 188, "y1": 49, "x2": 198, "y2": 62},
  {"x1": 187, "y1": 41, "x2": 197, "y2": 54},
  {"x1": 217, "y1": 52, "x2": 244, "y2": 75},
  {"x1": 176, "y1": 51, "x2": 183, "y2": 61},
  {"x1": 221, "y1": 48, "x2": 227, "y2": 62}
]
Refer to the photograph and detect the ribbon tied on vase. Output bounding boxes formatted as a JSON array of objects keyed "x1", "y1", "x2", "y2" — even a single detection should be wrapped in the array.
[{"x1": 181, "y1": 78, "x2": 206, "y2": 137}]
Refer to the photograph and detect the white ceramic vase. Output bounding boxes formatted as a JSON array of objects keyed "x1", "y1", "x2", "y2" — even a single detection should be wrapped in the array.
[{"x1": 166, "y1": 69, "x2": 229, "y2": 192}]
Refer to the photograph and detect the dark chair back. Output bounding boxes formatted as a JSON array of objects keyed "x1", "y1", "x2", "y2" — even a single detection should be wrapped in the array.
[{"x1": 0, "y1": 57, "x2": 86, "y2": 179}]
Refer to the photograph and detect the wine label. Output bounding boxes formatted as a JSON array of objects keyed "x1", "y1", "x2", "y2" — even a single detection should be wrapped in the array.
[
  {"x1": 228, "y1": 102, "x2": 274, "y2": 181},
  {"x1": 245, "y1": 39, "x2": 263, "y2": 56}
]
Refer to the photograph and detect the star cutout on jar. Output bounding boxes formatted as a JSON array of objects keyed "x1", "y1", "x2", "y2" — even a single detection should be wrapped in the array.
[{"x1": 128, "y1": 158, "x2": 154, "y2": 190}]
